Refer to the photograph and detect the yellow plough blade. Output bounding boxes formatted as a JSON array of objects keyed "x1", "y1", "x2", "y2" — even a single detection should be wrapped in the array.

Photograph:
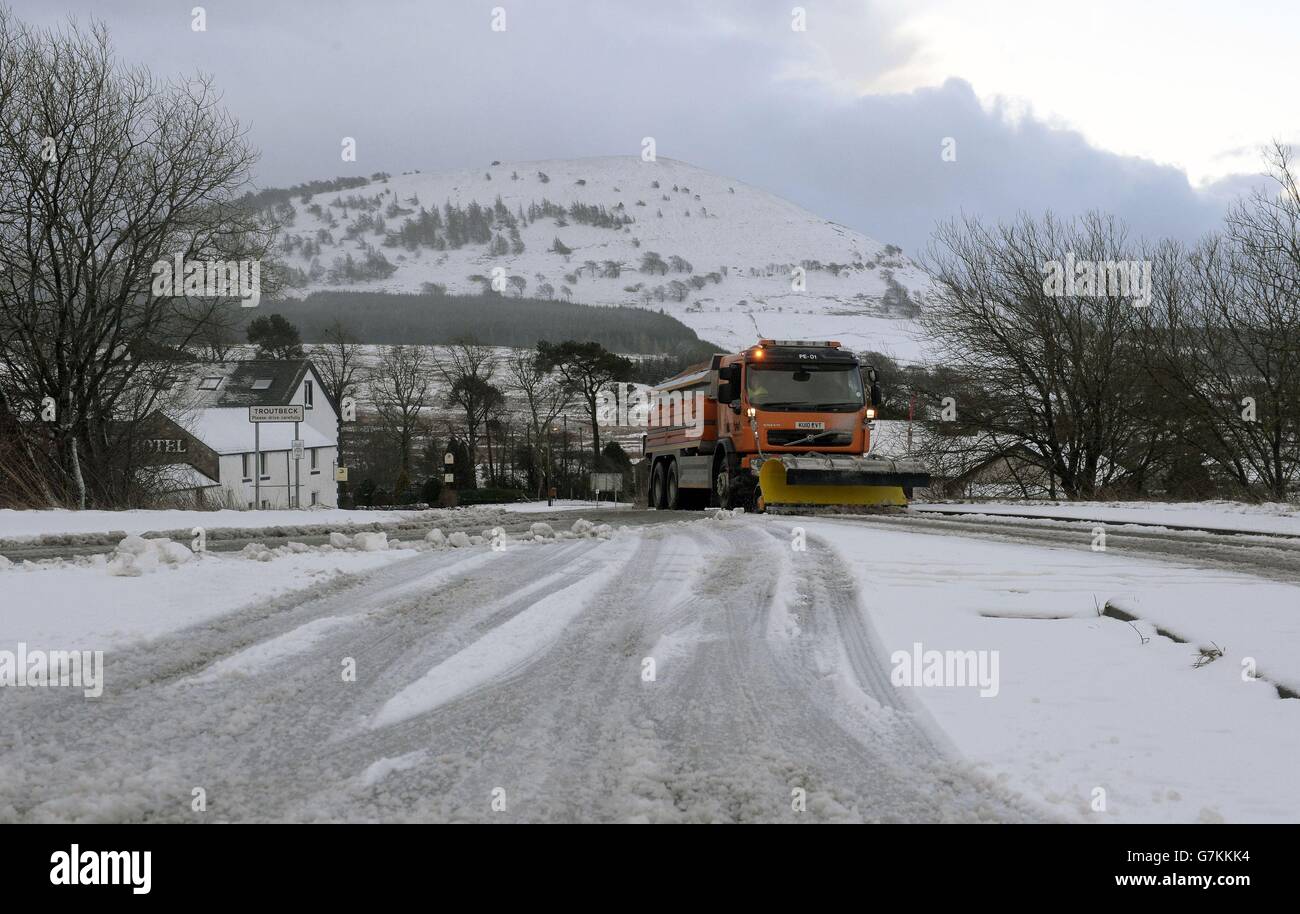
[{"x1": 758, "y1": 458, "x2": 908, "y2": 508}]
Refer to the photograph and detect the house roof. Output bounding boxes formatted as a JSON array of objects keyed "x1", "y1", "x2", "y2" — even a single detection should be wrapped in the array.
[{"x1": 187, "y1": 359, "x2": 317, "y2": 408}]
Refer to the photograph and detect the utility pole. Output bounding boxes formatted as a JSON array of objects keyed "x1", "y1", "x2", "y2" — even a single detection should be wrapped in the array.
[{"x1": 547, "y1": 425, "x2": 555, "y2": 507}]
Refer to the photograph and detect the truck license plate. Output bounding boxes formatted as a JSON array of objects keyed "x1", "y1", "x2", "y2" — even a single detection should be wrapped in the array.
[{"x1": 795, "y1": 421, "x2": 825, "y2": 430}]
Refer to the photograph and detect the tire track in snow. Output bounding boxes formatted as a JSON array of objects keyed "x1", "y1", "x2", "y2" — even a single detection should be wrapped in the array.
[
  {"x1": 0, "y1": 538, "x2": 606, "y2": 822},
  {"x1": 765, "y1": 524, "x2": 954, "y2": 759},
  {"x1": 0, "y1": 516, "x2": 1042, "y2": 823},
  {"x1": 367, "y1": 536, "x2": 641, "y2": 729}
]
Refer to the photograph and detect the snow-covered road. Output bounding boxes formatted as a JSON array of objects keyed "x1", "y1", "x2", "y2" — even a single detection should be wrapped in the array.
[
  {"x1": 4, "y1": 508, "x2": 1298, "y2": 823},
  {"x1": 0, "y1": 517, "x2": 1037, "y2": 823}
]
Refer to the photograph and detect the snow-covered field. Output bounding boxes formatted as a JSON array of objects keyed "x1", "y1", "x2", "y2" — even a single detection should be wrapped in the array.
[
  {"x1": 1, "y1": 507, "x2": 1296, "y2": 823},
  {"x1": 275, "y1": 156, "x2": 931, "y2": 360},
  {"x1": 914, "y1": 500, "x2": 1300, "y2": 537}
]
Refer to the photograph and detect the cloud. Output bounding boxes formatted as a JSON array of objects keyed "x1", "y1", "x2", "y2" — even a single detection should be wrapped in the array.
[{"x1": 5, "y1": 0, "x2": 1261, "y2": 252}]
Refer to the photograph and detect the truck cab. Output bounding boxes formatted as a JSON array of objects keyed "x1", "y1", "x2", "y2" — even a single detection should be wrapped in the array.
[{"x1": 643, "y1": 340, "x2": 926, "y2": 511}]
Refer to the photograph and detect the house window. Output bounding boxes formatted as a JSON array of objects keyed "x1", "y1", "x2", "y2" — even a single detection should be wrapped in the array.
[
  {"x1": 198, "y1": 377, "x2": 222, "y2": 390},
  {"x1": 309, "y1": 448, "x2": 319, "y2": 472},
  {"x1": 304, "y1": 379, "x2": 314, "y2": 409},
  {"x1": 259, "y1": 452, "x2": 269, "y2": 479},
  {"x1": 241, "y1": 453, "x2": 252, "y2": 480},
  {"x1": 251, "y1": 378, "x2": 272, "y2": 391}
]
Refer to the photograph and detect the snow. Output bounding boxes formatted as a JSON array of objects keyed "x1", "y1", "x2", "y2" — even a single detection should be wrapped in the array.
[
  {"x1": 4, "y1": 505, "x2": 1296, "y2": 823},
  {"x1": 0, "y1": 545, "x2": 416, "y2": 651},
  {"x1": 0, "y1": 507, "x2": 415, "y2": 542},
  {"x1": 370, "y1": 536, "x2": 638, "y2": 729},
  {"x1": 189, "y1": 616, "x2": 354, "y2": 683},
  {"x1": 802, "y1": 517, "x2": 1300, "y2": 823},
  {"x1": 278, "y1": 156, "x2": 931, "y2": 360},
  {"x1": 914, "y1": 500, "x2": 1300, "y2": 537},
  {"x1": 495, "y1": 499, "x2": 635, "y2": 513}
]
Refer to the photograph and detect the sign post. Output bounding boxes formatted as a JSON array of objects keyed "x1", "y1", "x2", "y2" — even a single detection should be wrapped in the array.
[
  {"x1": 292, "y1": 421, "x2": 302, "y2": 509},
  {"x1": 249, "y1": 405, "x2": 305, "y2": 509},
  {"x1": 590, "y1": 472, "x2": 623, "y2": 506}
]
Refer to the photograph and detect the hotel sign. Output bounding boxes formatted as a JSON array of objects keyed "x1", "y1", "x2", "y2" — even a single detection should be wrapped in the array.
[
  {"x1": 140, "y1": 438, "x2": 188, "y2": 454},
  {"x1": 249, "y1": 405, "x2": 304, "y2": 423}
]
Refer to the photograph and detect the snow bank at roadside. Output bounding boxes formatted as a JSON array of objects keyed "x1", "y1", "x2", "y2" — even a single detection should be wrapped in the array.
[
  {"x1": 496, "y1": 499, "x2": 635, "y2": 514},
  {"x1": 0, "y1": 518, "x2": 623, "y2": 650},
  {"x1": 914, "y1": 500, "x2": 1300, "y2": 537},
  {"x1": 0, "y1": 507, "x2": 418, "y2": 542}
]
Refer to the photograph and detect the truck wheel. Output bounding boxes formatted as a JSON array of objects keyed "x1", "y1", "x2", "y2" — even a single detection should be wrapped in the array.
[
  {"x1": 650, "y1": 461, "x2": 667, "y2": 509},
  {"x1": 666, "y1": 460, "x2": 684, "y2": 510},
  {"x1": 714, "y1": 460, "x2": 736, "y2": 510}
]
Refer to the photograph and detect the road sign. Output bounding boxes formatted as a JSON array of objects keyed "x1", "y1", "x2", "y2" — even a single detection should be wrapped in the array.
[
  {"x1": 444, "y1": 452, "x2": 454, "y2": 465},
  {"x1": 291, "y1": 439, "x2": 304, "y2": 460},
  {"x1": 443, "y1": 473, "x2": 455, "y2": 484},
  {"x1": 591, "y1": 472, "x2": 623, "y2": 491},
  {"x1": 249, "y1": 405, "x2": 304, "y2": 423},
  {"x1": 335, "y1": 467, "x2": 348, "y2": 482}
]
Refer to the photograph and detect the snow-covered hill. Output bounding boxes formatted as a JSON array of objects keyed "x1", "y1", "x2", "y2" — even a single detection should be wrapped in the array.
[{"x1": 270, "y1": 157, "x2": 930, "y2": 359}]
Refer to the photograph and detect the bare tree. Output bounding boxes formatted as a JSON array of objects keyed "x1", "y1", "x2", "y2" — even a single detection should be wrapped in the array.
[
  {"x1": 921, "y1": 212, "x2": 1158, "y2": 498},
  {"x1": 503, "y1": 348, "x2": 572, "y2": 495},
  {"x1": 371, "y1": 345, "x2": 435, "y2": 486},
  {"x1": 0, "y1": 10, "x2": 275, "y2": 507},
  {"x1": 1137, "y1": 144, "x2": 1300, "y2": 500},
  {"x1": 310, "y1": 320, "x2": 363, "y2": 496}
]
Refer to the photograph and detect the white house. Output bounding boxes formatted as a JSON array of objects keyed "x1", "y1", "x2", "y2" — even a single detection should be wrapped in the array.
[{"x1": 156, "y1": 359, "x2": 340, "y2": 508}]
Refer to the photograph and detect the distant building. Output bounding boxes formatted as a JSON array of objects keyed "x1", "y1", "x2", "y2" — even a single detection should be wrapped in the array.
[{"x1": 141, "y1": 359, "x2": 339, "y2": 508}]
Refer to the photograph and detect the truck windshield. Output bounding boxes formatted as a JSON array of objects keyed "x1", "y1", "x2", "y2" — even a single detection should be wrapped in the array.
[{"x1": 746, "y1": 365, "x2": 864, "y2": 409}]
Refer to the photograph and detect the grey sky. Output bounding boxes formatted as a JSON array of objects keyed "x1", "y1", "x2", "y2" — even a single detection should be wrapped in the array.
[{"x1": 8, "y1": 0, "x2": 1278, "y2": 252}]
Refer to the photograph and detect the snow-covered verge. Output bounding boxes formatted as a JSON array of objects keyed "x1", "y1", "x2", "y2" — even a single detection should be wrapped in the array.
[
  {"x1": 913, "y1": 500, "x2": 1300, "y2": 537},
  {"x1": 0, "y1": 507, "x2": 417, "y2": 543},
  {"x1": 496, "y1": 499, "x2": 636, "y2": 513},
  {"x1": 0, "y1": 540, "x2": 415, "y2": 650},
  {"x1": 802, "y1": 518, "x2": 1300, "y2": 823},
  {"x1": 0, "y1": 519, "x2": 617, "y2": 650}
]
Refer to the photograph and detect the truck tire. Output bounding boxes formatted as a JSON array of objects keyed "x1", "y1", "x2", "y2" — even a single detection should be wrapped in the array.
[
  {"x1": 650, "y1": 460, "x2": 668, "y2": 509},
  {"x1": 665, "y1": 460, "x2": 684, "y2": 510},
  {"x1": 713, "y1": 459, "x2": 735, "y2": 510}
]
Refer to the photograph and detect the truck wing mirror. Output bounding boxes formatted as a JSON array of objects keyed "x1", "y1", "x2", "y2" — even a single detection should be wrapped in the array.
[{"x1": 870, "y1": 383, "x2": 883, "y2": 407}]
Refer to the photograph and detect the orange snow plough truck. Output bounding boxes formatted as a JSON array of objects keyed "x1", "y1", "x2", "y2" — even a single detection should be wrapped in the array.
[{"x1": 642, "y1": 340, "x2": 930, "y2": 512}]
